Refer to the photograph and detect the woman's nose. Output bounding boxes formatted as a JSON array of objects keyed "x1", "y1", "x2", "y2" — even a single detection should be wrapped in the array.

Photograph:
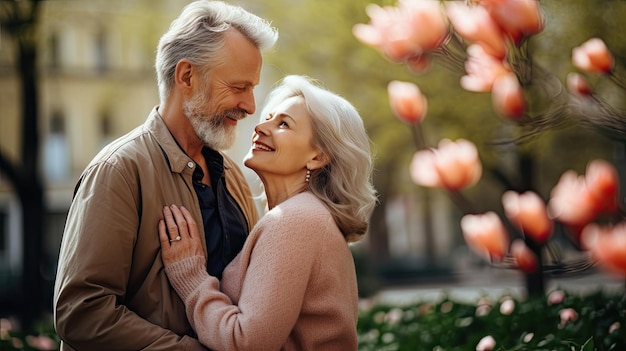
[{"x1": 254, "y1": 122, "x2": 269, "y2": 136}]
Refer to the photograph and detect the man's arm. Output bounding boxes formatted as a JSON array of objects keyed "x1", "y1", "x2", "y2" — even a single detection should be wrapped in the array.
[{"x1": 53, "y1": 162, "x2": 206, "y2": 351}]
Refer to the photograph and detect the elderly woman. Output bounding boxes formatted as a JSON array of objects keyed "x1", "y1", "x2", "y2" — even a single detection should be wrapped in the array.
[{"x1": 159, "y1": 75, "x2": 377, "y2": 351}]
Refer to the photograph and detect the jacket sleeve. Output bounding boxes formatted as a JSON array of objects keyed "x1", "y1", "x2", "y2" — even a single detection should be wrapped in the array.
[
  {"x1": 53, "y1": 162, "x2": 207, "y2": 351},
  {"x1": 164, "y1": 210, "x2": 334, "y2": 351}
]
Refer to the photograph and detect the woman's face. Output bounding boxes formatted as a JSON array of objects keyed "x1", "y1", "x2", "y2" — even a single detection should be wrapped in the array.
[{"x1": 244, "y1": 96, "x2": 320, "y2": 182}]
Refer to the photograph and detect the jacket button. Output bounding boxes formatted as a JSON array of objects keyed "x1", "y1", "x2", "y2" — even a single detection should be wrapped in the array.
[{"x1": 187, "y1": 161, "x2": 194, "y2": 168}]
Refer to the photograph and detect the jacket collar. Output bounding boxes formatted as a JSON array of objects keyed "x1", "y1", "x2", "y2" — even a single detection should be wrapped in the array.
[{"x1": 146, "y1": 106, "x2": 232, "y2": 174}]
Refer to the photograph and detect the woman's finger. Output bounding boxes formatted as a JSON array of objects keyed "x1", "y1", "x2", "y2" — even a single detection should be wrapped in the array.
[
  {"x1": 158, "y1": 219, "x2": 170, "y2": 248},
  {"x1": 180, "y1": 206, "x2": 199, "y2": 239},
  {"x1": 169, "y1": 205, "x2": 190, "y2": 239},
  {"x1": 163, "y1": 206, "x2": 180, "y2": 241}
]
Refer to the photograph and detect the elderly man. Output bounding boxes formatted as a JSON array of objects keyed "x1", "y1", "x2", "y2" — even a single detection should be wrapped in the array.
[{"x1": 53, "y1": 1, "x2": 278, "y2": 350}]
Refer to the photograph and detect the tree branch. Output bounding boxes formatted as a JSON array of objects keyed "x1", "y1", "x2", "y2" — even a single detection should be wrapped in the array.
[{"x1": 0, "y1": 149, "x2": 20, "y2": 190}]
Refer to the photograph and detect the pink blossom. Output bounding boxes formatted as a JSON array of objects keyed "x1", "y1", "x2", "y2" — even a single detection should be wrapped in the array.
[
  {"x1": 475, "y1": 304, "x2": 491, "y2": 317},
  {"x1": 440, "y1": 301, "x2": 454, "y2": 313},
  {"x1": 399, "y1": 0, "x2": 450, "y2": 52},
  {"x1": 26, "y1": 335, "x2": 57, "y2": 351},
  {"x1": 581, "y1": 222, "x2": 626, "y2": 275},
  {"x1": 547, "y1": 290, "x2": 565, "y2": 305},
  {"x1": 585, "y1": 159, "x2": 619, "y2": 214},
  {"x1": 510, "y1": 239, "x2": 538, "y2": 273},
  {"x1": 559, "y1": 308, "x2": 579, "y2": 328},
  {"x1": 491, "y1": 73, "x2": 526, "y2": 118},
  {"x1": 502, "y1": 190, "x2": 552, "y2": 244},
  {"x1": 523, "y1": 333, "x2": 534, "y2": 343},
  {"x1": 386, "y1": 307, "x2": 404, "y2": 325},
  {"x1": 461, "y1": 44, "x2": 512, "y2": 92},
  {"x1": 475, "y1": 297, "x2": 492, "y2": 316},
  {"x1": 499, "y1": 298, "x2": 515, "y2": 315},
  {"x1": 548, "y1": 170, "x2": 601, "y2": 228},
  {"x1": 388, "y1": 80, "x2": 428, "y2": 124},
  {"x1": 446, "y1": 2, "x2": 507, "y2": 58},
  {"x1": 461, "y1": 211, "x2": 510, "y2": 261},
  {"x1": 476, "y1": 335, "x2": 496, "y2": 351},
  {"x1": 410, "y1": 138, "x2": 482, "y2": 191},
  {"x1": 406, "y1": 54, "x2": 431, "y2": 74},
  {"x1": 353, "y1": 4, "x2": 409, "y2": 62},
  {"x1": 0, "y1": 318, "x2": 13, "y2": 340},
  {"x1": 548, "y1": 160, "x2": 619, "y2": 231},
  {"x1": 566, "y1": 72, "x2": 592, "y2": 97},
  {"x1": 572, "y1": 38, "x2": 614, "y2": 74},
  {"x1": 478, "y1": 0, "x2": 545, "y2": 44},
  {"x1": 419, "y1": 303, "x2": 434, "y2": 315},
  {"x1": 353, "y1": 1, "x2": 448, "y2": 63},
  {"x1": 11, "y1": 337, "x2": 23, "y2": 348},
  {"x1": 609, "y1": 322, "x2": 620, "y2": 334}
]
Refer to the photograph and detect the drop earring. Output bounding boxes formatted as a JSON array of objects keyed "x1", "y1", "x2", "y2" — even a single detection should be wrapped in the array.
[{"x1": 305, "y1": 168, "x2": 311, "y2": 183}]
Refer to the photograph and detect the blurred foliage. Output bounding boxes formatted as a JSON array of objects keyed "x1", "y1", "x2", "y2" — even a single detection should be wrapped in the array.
[
  {"x1": 0, "y1": 318, "x2": 59, "y2": 351},
  {"x1": 357, "y1": 289, "x2": 626, "y2": 350}
]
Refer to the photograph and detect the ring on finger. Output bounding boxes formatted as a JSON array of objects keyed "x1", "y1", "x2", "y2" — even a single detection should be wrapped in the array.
[{"x1": 169, "y1": 235, "x2": 181, "y2": 243}]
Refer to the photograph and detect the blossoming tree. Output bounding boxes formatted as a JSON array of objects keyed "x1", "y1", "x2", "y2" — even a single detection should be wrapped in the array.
[{"x1": 354, "y1": 0, "x2": 626, "y2": 296}]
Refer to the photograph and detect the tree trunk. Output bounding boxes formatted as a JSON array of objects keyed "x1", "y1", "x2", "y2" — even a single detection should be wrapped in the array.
[
  {"x1": 519, "y1": 151, "x2": 545, "y2": 297},
  {"x1": 0, "y1": 0, "x2": 46, "y2": 331}
]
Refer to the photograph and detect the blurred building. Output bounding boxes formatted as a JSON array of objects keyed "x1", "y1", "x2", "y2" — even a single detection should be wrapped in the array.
[{"x1": 0, "y1": 0, "x2": 271, "y2": 293}]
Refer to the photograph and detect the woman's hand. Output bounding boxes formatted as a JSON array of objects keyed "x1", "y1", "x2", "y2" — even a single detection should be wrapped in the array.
[{"x1": 158, "y1": 205, "x2": 204, "y2": 266}]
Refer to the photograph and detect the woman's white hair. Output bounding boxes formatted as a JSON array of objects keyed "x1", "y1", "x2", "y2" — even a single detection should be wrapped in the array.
[
  {"x1": 155, "y1": 0, "x2": 278, "y2": 101},
  {"x1": 260, "y1": 75, "x2": 378, "y2": 242}
]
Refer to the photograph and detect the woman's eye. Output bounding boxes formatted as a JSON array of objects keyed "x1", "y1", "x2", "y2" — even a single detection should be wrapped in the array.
[{"x1": 279, "y1": 121, "x2": 289, "y2": 128}]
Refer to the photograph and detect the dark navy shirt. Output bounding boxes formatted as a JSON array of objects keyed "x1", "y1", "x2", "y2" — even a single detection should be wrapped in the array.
[{"x1": 193, "y1": 147, "x2": 248, "y2": 280}]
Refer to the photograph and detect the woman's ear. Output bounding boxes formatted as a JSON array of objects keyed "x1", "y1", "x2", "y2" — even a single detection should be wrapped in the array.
[{"x1": 307, "y1": 151, "x2": 330, "y2": 171}]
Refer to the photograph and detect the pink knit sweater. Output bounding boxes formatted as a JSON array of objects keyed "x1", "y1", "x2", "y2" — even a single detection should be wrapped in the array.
[{"x1": 165, "y1": 192, "x2": 359, "y2": 351}]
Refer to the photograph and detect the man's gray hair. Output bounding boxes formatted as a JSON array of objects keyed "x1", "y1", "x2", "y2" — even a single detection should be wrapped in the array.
[{"x1": 155, "y1": 0, "x2": 278, "y2": 101}]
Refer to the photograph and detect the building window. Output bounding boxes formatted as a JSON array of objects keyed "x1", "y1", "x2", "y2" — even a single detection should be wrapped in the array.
[
  {"x1": 43, "y1": 111, "x2": 70, "y2": 182},
  {"x1": 100, "y1": 110, "x2": 112, "y2": 137},
  {"x1": 50, "y1": 111, "x2": 64, "y2": 134},
  {"x1": 95, "y1": 28, "x2": 107, "y2": 74},
  {"x1": 99, "y1": 110, "x2": 115, "y2": 147},
  {"x1": 49, "y1": 33, "x2": 60, "y2": 71}
]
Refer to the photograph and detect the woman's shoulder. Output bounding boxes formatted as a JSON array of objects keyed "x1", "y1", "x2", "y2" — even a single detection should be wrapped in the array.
[
  {"x1": 262, "y1": 192, "x2": 332, "y2": 226},
  {"x1": 280, "y1": 192, "x2": 328, "y2": 214}
]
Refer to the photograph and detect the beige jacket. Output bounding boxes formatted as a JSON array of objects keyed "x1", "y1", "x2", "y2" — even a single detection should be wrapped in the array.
[{"x1": 53, "y1": 107, "x2": 259, "y2": 351}]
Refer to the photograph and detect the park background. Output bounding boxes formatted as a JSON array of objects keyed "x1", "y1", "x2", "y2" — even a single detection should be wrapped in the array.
[{"x1": 1, "y1": 0, "x2": 625, "y2": 349}]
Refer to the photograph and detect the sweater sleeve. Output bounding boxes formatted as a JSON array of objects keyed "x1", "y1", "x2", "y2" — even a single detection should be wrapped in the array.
[{"x1": 165, "y1": 205, "x2": 335, "y2": 351}]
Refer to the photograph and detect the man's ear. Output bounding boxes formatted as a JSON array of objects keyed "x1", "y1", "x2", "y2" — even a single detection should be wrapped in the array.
[
  {"x1": 307, "y1": 151, "x2": 330, "y2": 171},
  {"x1": 174, "y1": 59, "x2": 193, "y2": 91}
]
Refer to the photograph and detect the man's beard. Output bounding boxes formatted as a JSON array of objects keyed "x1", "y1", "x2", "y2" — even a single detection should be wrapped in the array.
[{"x1": 183, "y1": 91, "x2": 247, "y2": 150}]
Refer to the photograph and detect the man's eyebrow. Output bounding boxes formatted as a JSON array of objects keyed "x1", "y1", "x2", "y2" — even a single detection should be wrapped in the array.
[{"x1": 230, "y1": 80, "x2": 257, "y2": 87}]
